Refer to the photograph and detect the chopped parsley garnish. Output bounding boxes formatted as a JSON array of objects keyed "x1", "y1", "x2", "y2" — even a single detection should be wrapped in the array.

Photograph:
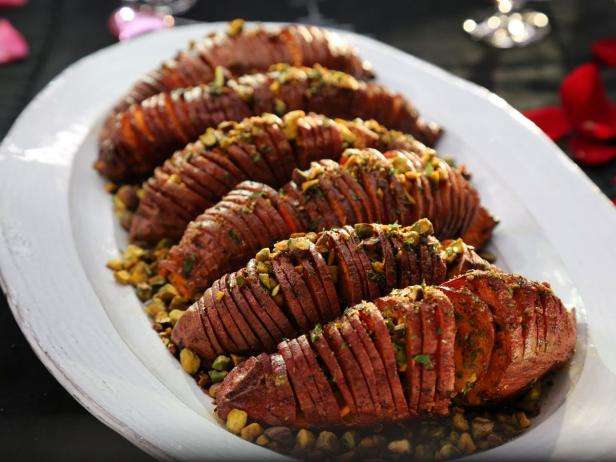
[
  {"x1": 227, "y1": 228, "x2": 241, "y2": 244},
  {"x1": 183, "y1": 253, "x2": 196, "y2": 276},
  {"x1": 413, "y1": 354, "x2": 433, "y2": 368}
]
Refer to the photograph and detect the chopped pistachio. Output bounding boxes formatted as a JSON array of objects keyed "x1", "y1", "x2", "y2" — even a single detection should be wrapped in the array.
[
  {"x1": 212, "y1": 355, "x2": 232, "y2": 371},
  {"x1": 471, "y1": 417, "x2": 494, "y2": 440},
  {"x1": 116, "y1": 185, "x2": 139, "y2": 211},
  {"x1": 216, "y1": 290, "x2": 225, "y2": 301},
  {"x1": 208, "y1": 370, "x2": 228, "y2": 383},
  {"x1": 230, "y1": 354, "x2": 245, "y2": 366},
  {"x1": 255, "y1": 434, "x2": 270, "y2": 446},
  {"x1": 452, "y1": 412, "x2": 470, "y2": 432},
  {"x1": 271, "y1": 284, "x2": 281, "y2": 297},
  {"x1": 255, "y1": 247, "x2": 270, "y2": 262},
  {"x1": 179, "y1": 348, "x2": 200, "y2": 375},
  {"x1": 155, "y1": 311, "x2": 171, "y2": 325},
  {"x1": 265, "y1": 426, "x2": 294, "y2": 446},
  {"x1": 122, "y1": 244, "x2": 145, "y2": 266},
  {"x1": 315, "y1": 431, "x2": 339, "y2": 452},
  {"x1": 515, "y1": 411, "x2": 531, "y2": 428},
  {"x1": 410, "y1": 218, "x2": 434, "y2": 236},
  {"x1": 135, "y1": 282, "x2": 153, "y2": 302},
  {"x1": 259, "y1": 273, "x2": 274, "y2": 289},
  {"x1": 388, "y1": 439, "x2": 411, "y2": 454},
  {"x1": 301, "y1": 179, "x2": 320, "y2": 192},
  {"x1": 129, "y1": 261, "x2": 151, "y2": 285},
  {"x1": 155, "y1": 283, "x2": 178, "y2": 303},
  {"x1": 437, "y1": 442, "x2": 461, "y2": 459},
  {"x1": 113, "y1": 270, "x2": 131, "y2": 285},
  {"x1": 457, "y1": 432, "x2": 476, "y2": 454},
  {"x1": 208, "y1": 383, "x2": 221, "y2": 398},
  {"x1": 106, "y1": 259, "x2": 123, "y2": 271},
  {"x1": 353, "y1": 223, "x2": 373, "y2": 238},
  {"x1": 227, "y1": 18, "x2": 244, "y2": 37},
  {"x1": 340, "y1": 431, "x2": 356, "y2": 449},
  {"x1": 274, "y1": 98, "x2": 286, "y2": 115},
  {"x1": 240, "y1": 422, "x2": 263, "y2": 442},
  {"x1": 371, "y1": 261, "x2": 384, "y2": 273},
  {"x1": 414, "y1": 443, "x2": 433, "y2": 460},
  {"x1": 200, "y1": 128, "x2": 218, "y2": 147},
  {"x1": 296, "y1": 429, "x2": 315, "y2": 449},
  {"x1": 168, "y1": 309, "x2": 185, "y2": 326},
  {"x1": 359, "y1": 435, "x2": 385, "y2": 449},
  {"x1": 145, "y1": 297, "x2": 166, "y2": 316},
  {"x1": 288, "y1": 237, "x2": 311, "y2": 251},
  {"x1": 148, "y1": 274, "x2": 166, "y2": 288},
  {"x1": 169, "y1": 295, "x2": 189, "y2": 311},
  {"x1": 225, "y1": 409, "x2": 248, "y2": 434}
]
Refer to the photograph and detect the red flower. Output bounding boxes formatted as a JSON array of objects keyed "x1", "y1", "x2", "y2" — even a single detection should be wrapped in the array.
[
  {"x1": 560, "y1": 63, "x2": 616, "y2": 141},
  {"x1": 592, "y1": 37, "x2": 616, "y2": 68}
]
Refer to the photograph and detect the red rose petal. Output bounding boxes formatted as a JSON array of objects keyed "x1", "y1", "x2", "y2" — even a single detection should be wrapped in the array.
[
  {"x1": 612, "y1": 197, "x2": 616, "y2": 206},
  {"x1": 0, "y1": 19, "x2": 28, "y2": 64},
  {"x1": 568, "y1": 135, "x2": 616, "y2": 166},
  {"x1": 0, "y1": 0, "x2": 27, "y2": 6},
  {"x1": 592, "y1": 37, "x2": 616, "y2": 68},
  {"x1": 523, "y1": 106, "x2": 572, "y2": 141},
  {"x1": 560, "y1": 63, "x2": 616, "y2": 141}
]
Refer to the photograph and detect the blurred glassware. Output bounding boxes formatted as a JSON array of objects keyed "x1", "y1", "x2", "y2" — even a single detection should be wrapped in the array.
[
  {"x1": 123, "y1": 0, "x2": 197, "y2": 15},
  {"x1": 108, "y1": 0, "x2": 197, "y2": 41},
  {"x1": 463, "y1": 0, "x2": 551, "y2": 49}
]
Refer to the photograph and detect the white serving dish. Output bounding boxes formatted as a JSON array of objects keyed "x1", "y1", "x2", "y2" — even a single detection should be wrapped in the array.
[{"x1": 1, "y1": 22, "x2": 615, "y2": 460}]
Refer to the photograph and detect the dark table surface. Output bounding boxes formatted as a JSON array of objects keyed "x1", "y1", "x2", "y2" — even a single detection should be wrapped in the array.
[{"x1": 1, "y1": 1, "x2": 615, "y2": 460}]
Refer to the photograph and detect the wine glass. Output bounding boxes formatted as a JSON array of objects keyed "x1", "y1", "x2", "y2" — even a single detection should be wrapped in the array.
[{"x1": 462, "y1": 0, "x2": 551, "y2": 49}]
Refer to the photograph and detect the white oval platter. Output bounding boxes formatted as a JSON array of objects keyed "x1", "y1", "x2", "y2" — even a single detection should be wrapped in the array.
[{"x1": 1, "y1": 22, "x2": 616, "y2": 461}]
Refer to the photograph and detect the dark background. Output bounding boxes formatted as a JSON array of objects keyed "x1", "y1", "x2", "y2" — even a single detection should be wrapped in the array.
[{"x1": 0, "y1": 1, "x2": 615, "y2": 460}]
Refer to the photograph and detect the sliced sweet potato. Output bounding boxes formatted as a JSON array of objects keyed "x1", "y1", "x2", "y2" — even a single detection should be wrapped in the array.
[
  {"x1": 271, "y1": 255, "x2": 311, "y2": 332},
  {"x1": 358, "y1": 303, "x2": 409, "y2": 420},
  {"x1": 297, "y1": 335, "x2": 343, "y2": 425},
  {"x1": 340, "y1": 315, "x2": 382, "y2": 416},
  {"x1": 431, "y1": 288, "x2": 456, "y2": 415},
  {"x1": 327, "y1": 231, "x2": 363, "y2": 305},
  {"x1": 171, "y1": 303, "x2": 217, "y2": 364},
  {"x1": 296, "y1": 252, "x2": 329, "y2": 323},
  {"x1": 310, "y1": 324, "x2": 358, "y2": 420},
  {"x1": 270, "y1": 353, "x2": 297, "y2": 425},
  {"x1": 228, "y1": 271, "x2": 273, "y2": 352},
  {"x1": 377, "y1": 226, "x2": 398, "y2": 292},
  {"x1": 417, "y1": 295, "x2": 438, "y2": 414},
  {"x1": 325, "y1": 321, "x2": 375, "y2": 423},
  {"x1": 245, "y1": 259, "x2": 296, "y2": 339},
  {"x1": 278, "y1": 340, "x2": 319, "y2": 422},
  {"x1": 308, "y1": 246, "x2": 341, "y2": 319},
  {"x1": 438, "y1": 286, "x2": 494, "y2": 403},
  {"x1": 218, "y1": 274, "x2": 255, "y2": 352},
  {"x1": 203, "y1": 284, "x2": 238, "y2": 353},
  {"x1": 279, "y1": 253, "x2": 321, "y2": 326},
  {"x1": 288, "y1": 338, "x2": 327, "y2": 420},
  {"x1": 347, "y1": 309, "x2": 395, "y2": 419}
]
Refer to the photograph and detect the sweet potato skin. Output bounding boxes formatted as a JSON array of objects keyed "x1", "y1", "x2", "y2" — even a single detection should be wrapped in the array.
[{"x1": 216, "y1": 271, "x2": 576, "y2": 428}]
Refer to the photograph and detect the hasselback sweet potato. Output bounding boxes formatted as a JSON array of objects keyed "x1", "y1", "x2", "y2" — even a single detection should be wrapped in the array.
[
  {"x1": 129, "y1": 112, "x2": 429, "y2": 244},
  {"x1": 105, "y1": 21, "x2": 373, "y2": 123},
  {"x1": 215, "y1": 270, "x2": 577, "y2": 428},
  {"x1": 96, "y1": 65, "x2": 441, "y2": 182},
  {"x1": 171, "y1": 220, "x2": 491, "y2": 364},
  {"x1": 161, "y1": 148, "x2": 497, "y2": 297}
]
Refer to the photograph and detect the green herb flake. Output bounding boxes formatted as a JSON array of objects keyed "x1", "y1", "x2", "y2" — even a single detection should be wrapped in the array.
[
  {"x1": 183, "y1": 253, "x2": 196, "y2": 276},
  {"x1": 413, "y1": 354, "x2": 433, "y2": 368},
  {"x1": 227, "y1": 228, "x2": 241, "y2": 244}
]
